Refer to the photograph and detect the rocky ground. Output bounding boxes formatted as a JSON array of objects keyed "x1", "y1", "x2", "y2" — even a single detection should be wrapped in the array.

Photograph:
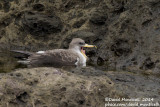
[
  {"x1": 0, "y1": 67, "x2": 160, "y2": 107},
  {"x1": 0, "y1": 0, "x2": 160, "y2": 107},
  {"x1": 0, "y1": 67, "x2": 119, "y2": 107}
]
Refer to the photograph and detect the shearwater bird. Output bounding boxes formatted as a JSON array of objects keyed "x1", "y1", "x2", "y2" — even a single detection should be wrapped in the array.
[{"x1": 12, "y1": 38, "x2": 96, "y2": 67}]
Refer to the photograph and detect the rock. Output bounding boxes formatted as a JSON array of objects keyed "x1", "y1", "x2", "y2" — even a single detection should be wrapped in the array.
[
  {"x1": 89, "y1": 8, "x2": 108, "y2": 25},
  {"x1": 0, "y1": 67, "x2": 119, "y2": 107},
  {"x1": 0, "y1": 0, "x2": 159, "y2": 74},
  {"x1": 110, "y1": 39, "x2": 132, "y2": 57},
  {"x1": 72, "y1": 19, "x2": 85, "y2": 28},
  {"x1": 22, "y1": 12, "x2": 63, "y2": 37},
  {"x1": 0, "y1": 3, "x2": 2, "y2": 10},
  {"x1": 32, "y1": 3, "x2": 45, "y2": 11},
  {"x1": 3, "y1": 1, "x2": 10, "y2": 12},
  {"x1": 0, "y1": 67, "x2": 160, "y2": 106},
  {"x1": 0, "y1": 0, "x2": 160, "y2": 106},
  {"x1": 106, "y1": 71, "x2": 160, "y2": 103},
  {"x1": 140, "y1": 57, "x2": 156, "y2": 70}
]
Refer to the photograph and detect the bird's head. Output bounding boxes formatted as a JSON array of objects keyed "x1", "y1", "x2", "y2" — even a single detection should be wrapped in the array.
[{"x1": 69, "y1": 38, "x2": 96, "y2": 58}]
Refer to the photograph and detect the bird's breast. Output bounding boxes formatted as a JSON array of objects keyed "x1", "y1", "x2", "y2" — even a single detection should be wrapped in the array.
[{"x1": 76, "y1": 51, "x2": 87, "y2": 66}]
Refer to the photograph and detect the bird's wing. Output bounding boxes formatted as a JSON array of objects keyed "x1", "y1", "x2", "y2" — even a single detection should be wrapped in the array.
[{"x1": 28, "y1": 49, "x2": 79, "y2": 67}]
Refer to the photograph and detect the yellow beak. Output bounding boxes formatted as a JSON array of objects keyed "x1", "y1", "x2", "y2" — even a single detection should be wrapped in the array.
[{"x1": 83, "y1": 44, "x2": 97, "y2": 48}]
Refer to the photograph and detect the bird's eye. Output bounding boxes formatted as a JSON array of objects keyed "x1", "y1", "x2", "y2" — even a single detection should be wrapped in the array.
[{"x1": 79, "y1": 42, "x2": 84, "y2": 45}]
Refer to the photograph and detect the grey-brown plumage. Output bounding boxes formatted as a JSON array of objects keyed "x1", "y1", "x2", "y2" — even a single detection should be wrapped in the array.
[
  {"x1": 12, "y1": 38, "x2": 96, "y2": 67},
  {"x1": 28, "y1": 49, "x2": 80, "y2": 67}
]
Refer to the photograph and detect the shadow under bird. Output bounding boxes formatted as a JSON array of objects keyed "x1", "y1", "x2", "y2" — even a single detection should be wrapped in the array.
[{"x1": 12, "y1": 38, "x2": 96, "y2": 67}]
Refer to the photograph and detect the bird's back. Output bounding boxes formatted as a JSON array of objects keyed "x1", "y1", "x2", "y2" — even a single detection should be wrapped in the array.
[{"x1": 28, "y1": 49, "x2": 80, "y2": 67}]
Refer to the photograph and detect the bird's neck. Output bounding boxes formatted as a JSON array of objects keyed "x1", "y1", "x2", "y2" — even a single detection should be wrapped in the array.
[
  {"x1": 70, "y1": 47, "x2": 87, "y2": 59},
  {"x1": 81, "y1": 50, "x2": 87, "y2": 59}
]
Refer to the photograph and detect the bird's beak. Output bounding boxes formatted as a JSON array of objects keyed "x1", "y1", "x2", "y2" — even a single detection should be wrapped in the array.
[{"x1": 83, "y1": 44, "x2": 97, "y2": 48}]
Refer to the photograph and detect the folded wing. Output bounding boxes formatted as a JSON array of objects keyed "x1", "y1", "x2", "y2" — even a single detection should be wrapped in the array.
[{"x1": 28, "y1": 49, "x2": 79, "y2": 67}]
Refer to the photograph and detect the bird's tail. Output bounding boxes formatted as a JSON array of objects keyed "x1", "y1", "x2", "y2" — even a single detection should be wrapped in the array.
[
  {"x1": 11, "y1": 50, "x2": 34, "y2": 56},
  {"x1": 10, "y1": 50, "x2": 34, "y2": 60}
]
